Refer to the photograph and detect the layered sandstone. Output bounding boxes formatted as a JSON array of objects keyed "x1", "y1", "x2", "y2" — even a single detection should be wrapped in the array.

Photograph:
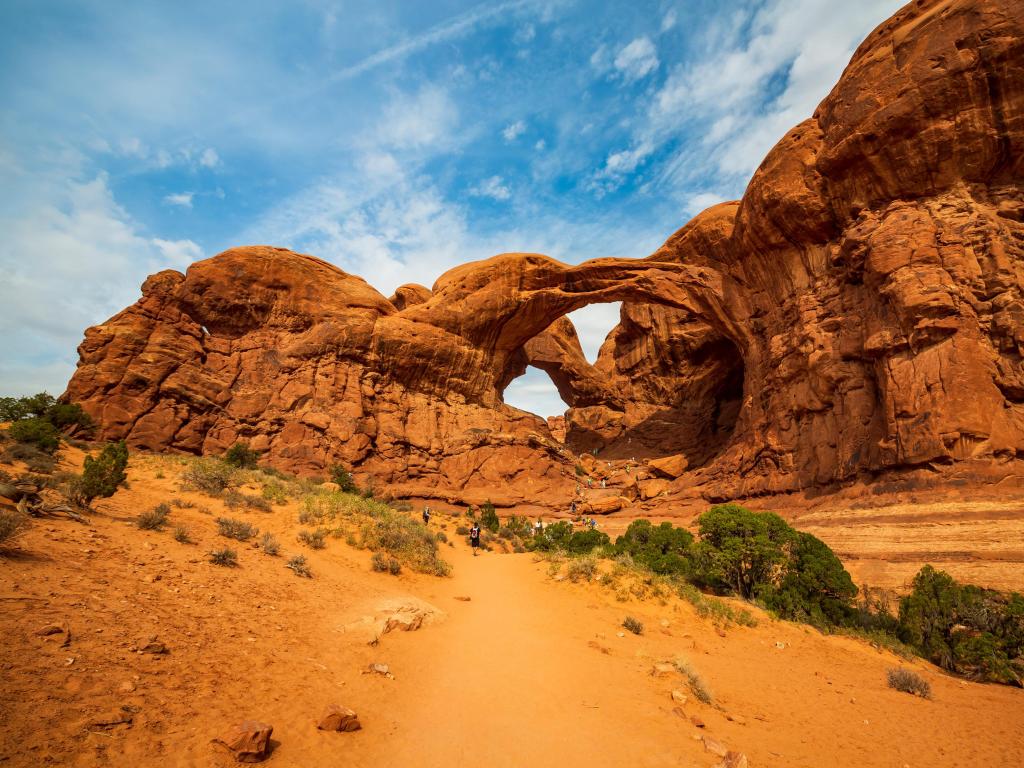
[{"x1": 65, "y1": 0, "x2": 1024, "y2": 508}]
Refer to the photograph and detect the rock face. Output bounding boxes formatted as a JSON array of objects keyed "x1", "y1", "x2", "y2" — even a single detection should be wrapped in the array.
[{"x1": 65, "y1": 0, "x2": 1024, "y2": 508}]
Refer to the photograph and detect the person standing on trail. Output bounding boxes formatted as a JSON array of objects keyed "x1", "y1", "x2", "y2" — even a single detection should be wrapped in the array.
[
  {"x1": 469, "y1": 522, "x2": 481, "y2": 555},
  {"x1": 570, "y1": 500, "x2": 577, "y2": 516},
  {"x1": 422, "y1": 506, "x2": 431, "y2": 525},
  {"x1": 601, "y1": 478, "x2": 606, "y2": 489}
]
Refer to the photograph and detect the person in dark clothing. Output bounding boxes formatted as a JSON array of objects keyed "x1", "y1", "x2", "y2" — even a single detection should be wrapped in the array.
[
  {"x1": 469, "y1": 523, "x2": 481, "y2": 555},
  {"x1": 422, "y1": 506, "x2": 431, "y2": 525}
]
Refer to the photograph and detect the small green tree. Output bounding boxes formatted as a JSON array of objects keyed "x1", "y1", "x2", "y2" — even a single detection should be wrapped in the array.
[
  {"x1": 692, "y1": 504, "x2": 793, "y2": 599},
  {"x1": 565, "y1": 528, "x2": 610, "y2": 554},
  {"x1": 329, "y1": 464, "x2": 359, "y2": 493},
  {"x1": 7, "y1": 418, "x2": 61, "y2": 453},
  {"x1": 44, "y1": 402, "x2": 93, "y2": 432},
  {"x1": 480, "y1": 500, "x2": 500, "y2": 533},
  {"x1": 223, "y1": 442, "x2": 260, "y2": 469},
  {"x1": 71, "y1": 441, "x2": 128, "y2": 507},
  {"x1": 762, "y1": 532, "x2": 857, "y2": 626},
  {"x1": 616, "y1": 519, "x2": 694, "y2": 575}
]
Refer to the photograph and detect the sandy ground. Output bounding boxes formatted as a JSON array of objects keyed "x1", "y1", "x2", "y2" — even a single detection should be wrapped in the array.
[{"x1": 2, "y1": 450, "x2": 1023, "y2": 767}]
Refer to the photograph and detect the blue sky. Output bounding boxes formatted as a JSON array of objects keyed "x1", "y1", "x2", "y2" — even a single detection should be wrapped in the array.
[{"x1": 0, "y1": 0, "x2": 903, "y2": 416}]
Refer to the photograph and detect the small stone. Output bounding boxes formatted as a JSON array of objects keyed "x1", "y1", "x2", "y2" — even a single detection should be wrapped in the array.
[
  {"x1": 119, "y1": 681, "x2": 137, "y2": 693},
  {"x1": 690, "y1": 715, "x2": 705, "y2": 728},
  {"x1": 671, "y1": 690, "x2": 688, "y2": 704},
  {"x1": 717, "y1": 752, "x2": 749, "y2": 768},
  {"x1": 672, "y1": 707, "x2": 687, "y2": 719},
  {"x1": 702, "y1": 735, "x2": 728, "y2": 757},
  {"x1": 35, "y1": 623, "x2": 65, "y2": 637},
  {"x1": 587, "y1": 640, "x2": 611, "y2": 655},
  {"x1": 317, "y1": 704, "x2": 361, "y2": 732},
  {"x1": 139, "y1": 641, "x2": 168, "y2": 655},
  {"x1": 87, "y1": 711, "x2": 133, "y2": 729},
  {"x1": 616, "y1": 631, "x2": 625, "y2": 638},
  {"x1": 453, "y1": 596, "x2": 472, "y2": 602},
  {"x1": 725, "y1": 713, "x2": 746, "y2": 726},
  {"x1": 213, "y1": 720, "x2": 273, "y2": 762},
  {"x1": 651, "y1": 662, "x2": 675, "y2": 678},
  {"x1": 775, "y1": 641, "x2": 786, "y2": 649},
  {"x1": 366, "y1": 663, "x2": 392, "y2": 677}
]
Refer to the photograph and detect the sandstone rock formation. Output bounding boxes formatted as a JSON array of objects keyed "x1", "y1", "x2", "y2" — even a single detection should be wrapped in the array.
[{"x1": 65, "y1": 0, "x2": 1024, "y2": 509}]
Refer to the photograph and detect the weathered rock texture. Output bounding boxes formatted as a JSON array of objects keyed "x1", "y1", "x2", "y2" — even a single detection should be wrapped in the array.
[{"x1": 66, "y1": 0, "x2": 1024, "y2": 508}]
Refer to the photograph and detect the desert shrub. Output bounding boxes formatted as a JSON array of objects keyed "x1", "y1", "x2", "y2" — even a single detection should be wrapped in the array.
[
  {"x1": 692, "y1": 504, "x2": 793, "y2": 599},
  {"x1": 527, "y1": 520, "x2": 574, "y2": 552},
  {"x1": 260, "y1": 480, "x2": 289, "y2": 505},
  {"x1": 504, "y1": 514, "x2": 532, "y2": 538},
  {"x1": 329, "y1": 464, "x2": 358, "y2": 493},
  {"x1": 7, "y1": 418, "x2": 61, "y2": 453},
  {"x1": 216, "y1": 517, "x2": 258, "y2": 541},
  {"x1": 25, "y1": 455, "x2": 57, "y2": 474},
  {"x1": 761, "y1": 532, "x2": 858, "y2": 628},
  {"x1": 497, "y1": 526, "x2": 515, "y2": 540},
  {"x1": 615, "y1": 519, "x2": 694, "y2": 576},
  {"x1": 210, "y1": 548, "x2": 237, "y2": 566},
  {"x1": 181, "y1": 459, "x2": 235, "y2": 495},
  {"x1": 297, "y1": 528, "x2": 327, "y2": 549},
  {"x1": 173, "y1": 525, "x2": 192, "y2": 543},
  {"x1": 298, "y1": 506, "x2": 324, "y2": 525},
  {"x1": 169, "y1": 498, "x2": 195, "y2": 509},
  {"x1": 567, "y1": 555, "x2": 599, "y2": 582},
  {"x1": 137, "y1": 503, "x2": 170, "y2": 530},
  {"x1": 887, "y1": 668, "x2": 931, "y2": 698},
  {"x1": 565, "y1": 528, "x2": 611, "y2": 555},
  {"x1": 674, "y1": 657, "x2": 713, "y2": 704},
  {"x1": 224, "y1": 490, "x2": 273, "y2": 513},
  {"x1": 359, "y1": 506, "x2": 451, "y2": 576},
  {"x1": 897, "y1": 565, "x2": 1024, "y2": 684},
  {"x1": 260, "y1": 532, "x2": 280, "y2": 555},
  {"x1": 622, "y1": 616, "x2": 644, "y2": 635},
  {"x1": 455, "y1": 525, "x2": 469, "y2": 536},
  {"x1": 287, "y1": 554, "x2": 312, "y2": 577},
  {"x1": 480, "y1": 500, "x2": 500, "y2": 533},
  {"x1": 2, "y1": 442, "x2": 49, "y2": 464},
  {"x1": 0, "y1": 509, "x2": 30, "y2": 551},
  {"x1": 223, "y1": 442, "x2": 260, "y2": 469},
  {"x1": 70, "y1": 441, "x2": 129, "y2": 507},
  {"x1": 390, "y1": 500, "x2": 413, "y2": 512},
  {"x1": 575, "y1": 464, "x2": 585, "y2": 477},
  {"x1": 371, "y1": 551, "x2": 402, "y2": 574}
]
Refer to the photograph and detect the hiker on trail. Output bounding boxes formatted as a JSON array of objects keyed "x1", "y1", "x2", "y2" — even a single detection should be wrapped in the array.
[
  {"x1": 422, "y1": 506, "x2": 431, "y2": 525},
  {"x1": 534, "y1": 519, "x2": 544, "y2": 535},
  {"x1": 601, "y1": 478, "x2": 606, "y2": 489},
  {"x1": 469, "y1": 523, "x2": 481, "y2": 555},
  {"x1": 570, "y1": 500, "x2": 577, "y2": 516}
]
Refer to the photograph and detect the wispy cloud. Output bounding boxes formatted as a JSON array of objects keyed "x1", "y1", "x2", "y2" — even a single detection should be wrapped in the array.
[
  {"x1": 164, "y1": 191, "x2": 194, "y2": 207},
  {"x1": 470, "y1": 175, "x2": 512, "y2": 200},
  {"x1": 613, "y1": 37, "x2": 659, "y2": 82},
  {"x1": 502, "y1": 119, "x2": 527, "y2": 141}
]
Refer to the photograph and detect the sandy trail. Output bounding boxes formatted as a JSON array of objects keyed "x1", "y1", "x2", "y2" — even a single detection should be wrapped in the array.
[{"x1": 357, "y1": 545, "x2": 698, "y2": 767}]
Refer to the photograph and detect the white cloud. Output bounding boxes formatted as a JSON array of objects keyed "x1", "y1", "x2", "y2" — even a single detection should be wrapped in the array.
[
  {"x1": 470, "y1": 175, "x2": 511, "y2": 201},
  {"x1": 502, "y1": 119, "x2": 527, "y2": 141},
  {"x1": 377, "y1": 85, "x2": 458, "y2": 150},
  {"x1": 588, "y1": 141, "x2": 654, "y2": 196},
  {"x1": 535, "y1": 138, "x2": 546, "y2": 151},
  {"x1": 514, "y1": 23, "x2": 536, "y2": 45},
  {"x1": 503, "y1": 366, "x2": 567, "y2": 417},
  {"x1": 684, "y1": 191, "x2": 728, "y2": 215},
  {"x1": 661, "y1": 9, "x2": 678, "y2": 32},
  {"x1": 613, "y1": 37, "x2": 659, "y2": 82},
  {"x1": 199, "y1": 147, "x2": 220, "y2": 167},
  {"x1": 0, "y1": 164, "x2": 207, "y2": 395},
  {"x1": 164, "y1": 191, "x2": 194, "y2": 208}
]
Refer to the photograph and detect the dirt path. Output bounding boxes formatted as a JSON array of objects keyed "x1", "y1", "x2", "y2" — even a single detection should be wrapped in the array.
[{"x1": 356, "y1": 545, "x2": 702, "y2": 767}]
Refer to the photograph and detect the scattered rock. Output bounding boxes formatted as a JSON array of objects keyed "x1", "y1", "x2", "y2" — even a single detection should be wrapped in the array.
[
  {"x1": 774, "y1": 642, "x2": 786, "y2": 650},
  {"x1": 118, "y1": 680, "x2": 137, "y2": 694},
  {"x1": 364, "y1": 663, "x2": 393, "y2": 678},
  {"x1": 139, "y1": 641, "x2": 168, "y2": 655},
  {"x1": 725, "y1": 713, "x2": 746, "y2": 725},
  {"x1": 87, "y1": 711, "x2": 133, "y2": 730},
  {"x1": 213, "y1": 720, "x2": 274, "y2": 762},
  {"x1": 587, "y1": 640, "x2": 611, "y2": 655},
  {"x1": 383, "y1": 612, "x2": 424, "y2": 634},
  {"x1": 672, "y1": 707, "x2": 687, "y2": 719},
  {"x1": 35, "y1": 623, "x2": 65, "y2": 637},
  {"x1": 671, "y1": 690, "x2": 688, "y2": 704},
  {"x1": 317, "y1": 705, "x2": 361, "y2": 732},
  {"x1": 690, "y1": 715, "x2": 706, "y2": 728},
  {"x1": 702, "y1": 735, "x2": 728, "y2": 757},
  {"x1": 651, "y1": 662, "x2": 675, "y2": 678},
  {"x1": 716, "y1": 752, "x2": 749, "y2": 768},
  {"x1": 453, "y1": 596, "x2": 472, "y2": 602}
]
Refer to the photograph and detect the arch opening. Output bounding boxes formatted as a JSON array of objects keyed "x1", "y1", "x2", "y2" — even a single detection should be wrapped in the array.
[{"x1": 502, "y1": 365, "x2": 571, "y2": 420}]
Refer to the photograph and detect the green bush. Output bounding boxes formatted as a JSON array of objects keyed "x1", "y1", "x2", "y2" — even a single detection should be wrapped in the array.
[
  {"x1": 329, "y1": 464, "x2": 358, "y2": 493},
  {"x1": 527, "y1": 520, "x2": 574, "y2": 552},
  {"x1": 504, "y1": 514, "x2": 532, "y2": 537},
  {"x1": 138, "y1": 503, "x2": 170, "y2": 530},
  {"x1": 371, "y1": 551, "x2": 402, "y2": 574},
  {"x1": 223, "y1": 442, "x2": 260, "y2": 469},
  {"x1": 7, "y1": 418, "x2": 61, "y2": 453},
  {"x1": 480, "y1": 501, "x2": 499, "y2": 533},
  {"x1": 761, "y1": 532, "x2": 858, "y2": 628},
  {"x1": 0, "y1": 393, "x2": 55, "y2": 422},
  {"x1": 897, "y1": 565, "x2": 1024, "y2": 684},
  {"x1": 216, "y1": 517, "x2": 259, "y2": 541},
  {"x1": 181, "y1": 458, "x2": 235, "y2": 495},
  {"x1": 44, "y1": 402, "x2": 93, "y2": 432},
  {"x1": 359, "y1": 506, "x2": 451, "y2": 576},
  {"x1": 692, "y1": 504, "x2": 793, "y2": 599},
  {"x1": 173, "y1": 525, "x2": 192, "y2": 543},
  {"x1": 565, "y1": 528, "x2": 610, "y2": 555},
  {"x1": 615, "y1": 519, "x2": 693, "y2": 575},
  {"x1": 71, "y1": 441, "x2": 129, "y2": 506}
]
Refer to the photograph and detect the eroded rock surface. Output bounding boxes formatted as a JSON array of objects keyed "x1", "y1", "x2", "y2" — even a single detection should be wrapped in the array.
[{"x1": 65, "y1": 0, "x2": 1024, "y2": 508}]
